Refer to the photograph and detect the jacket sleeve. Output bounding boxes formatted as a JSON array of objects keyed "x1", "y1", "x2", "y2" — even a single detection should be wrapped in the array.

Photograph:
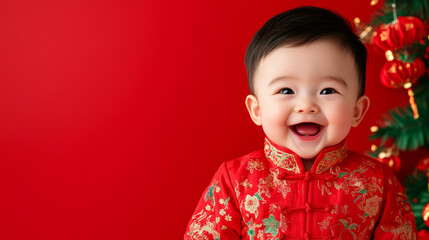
[
  {"x1": 372, "y1": 164, "x2": 417, "y2": 239},
  {"x1": 184, "y1": 162, "x2": 242, "y2": 240}
]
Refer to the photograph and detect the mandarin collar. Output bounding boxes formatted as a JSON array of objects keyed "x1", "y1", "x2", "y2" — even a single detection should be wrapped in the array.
[{"x1": 263, "y1": 137, "x2": 348, "y2": 174}]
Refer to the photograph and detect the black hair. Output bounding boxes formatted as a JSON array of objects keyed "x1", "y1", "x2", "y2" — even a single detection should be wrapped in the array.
[{"x1": 245, "y1": 6, "x2": 367, "y2": 97}]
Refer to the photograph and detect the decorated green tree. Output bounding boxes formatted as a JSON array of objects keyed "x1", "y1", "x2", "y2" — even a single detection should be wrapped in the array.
[{"x1": 355, "y1": 0, "x2": 429, "y2": 238}]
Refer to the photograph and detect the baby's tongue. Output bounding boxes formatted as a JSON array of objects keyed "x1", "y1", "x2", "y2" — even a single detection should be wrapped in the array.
[{"x1": 294, "y1": 123, "x2": 320, "y2": 136}]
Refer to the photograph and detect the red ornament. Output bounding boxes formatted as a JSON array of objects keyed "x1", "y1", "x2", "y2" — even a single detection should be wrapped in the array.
[
  {"x1": 373, "y1": 16, "x2": 426, "y2": 54},
  {"x1": 419, "y1": 229, "x2": 429, "y2": 240},
  {"x1": 423, "y1": 203, "x2": 429, "y2": 227},
  {"x1": 379, "y1": 58, "x2": 426, "y2": 89},
  {"x1": 379, "y1": 58, "x2": 426, "y2": 119},
  {"x1": 417, "y1": 158, "x2": 429, "y2": 172},
  {"x1": 376, "y1": 145, "x2": 401, "y2": 173},
  {"x1": 378, "y1": 155, "x2": 401, "y2": 173}
]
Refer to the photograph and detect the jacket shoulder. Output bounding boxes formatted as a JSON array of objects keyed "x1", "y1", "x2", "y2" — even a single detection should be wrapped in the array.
[
  {"x1": 223, "y1": 149, "x2": 266, "y2": 176},
  {"x1": 347, "y1": 150, "x2": 386, "y2": 173}
]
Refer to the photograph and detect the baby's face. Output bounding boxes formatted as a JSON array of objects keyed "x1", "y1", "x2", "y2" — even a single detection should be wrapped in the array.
[{"x1": 246, "y1": 39, "x2": 369, "y2": 160}]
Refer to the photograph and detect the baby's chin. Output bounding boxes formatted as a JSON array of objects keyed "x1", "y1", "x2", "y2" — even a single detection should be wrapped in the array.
[
  {"x1": 292, "y1": 145, "x2": 323, "y2": 160},
  {"x1": 297, "y1": 153, "x2": 318, "y2": 161}
]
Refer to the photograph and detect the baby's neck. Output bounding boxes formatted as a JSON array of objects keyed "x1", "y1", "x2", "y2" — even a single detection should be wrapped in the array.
[{"x1": 302, "y1": 158, "x2": 315, "y2": 172}]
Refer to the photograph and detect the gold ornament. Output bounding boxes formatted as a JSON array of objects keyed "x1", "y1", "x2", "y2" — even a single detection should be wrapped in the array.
[
  {"x1": 370, "y1": 126, "x2": 379, "y2": 132},
  {"x1": 370, "y1": 0, "x2": 379, "y2": 6}
]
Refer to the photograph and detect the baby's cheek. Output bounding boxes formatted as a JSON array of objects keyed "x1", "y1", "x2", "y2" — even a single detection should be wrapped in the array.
[
  {"x1": 261, "y1": 109, "x2": 287, "y2": 133},
  {"x1": 326, "y1": 105, "x2": 354, "y2": 143},
  {"x1": 265, "y1": 107, "x2": 287, "y2": 123},
  {"x1": 328, "y1": 104, "x2": 354, "y2": 125}
]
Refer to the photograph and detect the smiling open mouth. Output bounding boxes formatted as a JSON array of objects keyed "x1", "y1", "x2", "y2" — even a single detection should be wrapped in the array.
[{"x1": 292, "y1": 123, "x2": 321, "y2": 136}]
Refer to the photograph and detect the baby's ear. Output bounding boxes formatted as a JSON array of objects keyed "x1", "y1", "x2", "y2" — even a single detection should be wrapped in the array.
[
  {"x1": 352, "y1": 95, "x2": 370, "y2": 127},
  {"x1": 245, "y1": 94, "x2": 262, "y2": 126}
]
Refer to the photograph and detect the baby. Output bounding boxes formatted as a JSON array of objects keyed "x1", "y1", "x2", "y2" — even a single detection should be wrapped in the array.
[{"x1": 185, "y1": 6, "x2": 416, "y2": 240}]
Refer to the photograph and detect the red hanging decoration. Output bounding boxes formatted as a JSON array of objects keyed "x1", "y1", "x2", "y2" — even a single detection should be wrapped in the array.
[
  {"x1": 417, "y1": 157, "x2": 429, "y2": 174},
  {"x1": 380, "y1": 58, "x2": 426, "y2": 88},
  {"x1": 353, "y1": 17, "x2": 375, "y2": 44},
  {"x1": 375, "y1": 145, "x2": 401, "y2": 173},
  {"x1": 370, "y1": 16, "x2": 427, "y2": 119},
  {"x1": 379, "y1": 58, "x2": 426, "y2": 118},
  {"x1": 378, "y1": 155, "x2": 402, "y2": 173},
  {"x1": 418, "y1": 229, "x2": 429, "y2": 240},
  {"x1": 372, "y1": 16, "x2": 426, "y2": 55}
]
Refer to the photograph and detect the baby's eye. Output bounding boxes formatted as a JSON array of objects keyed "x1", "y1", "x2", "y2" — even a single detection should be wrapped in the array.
[
  {"x1": 320, "y1": 88, "x2": 337, "y2": 95},
  {"x1": 278, "y1": 88, "x2": 295, "y2": 95}
]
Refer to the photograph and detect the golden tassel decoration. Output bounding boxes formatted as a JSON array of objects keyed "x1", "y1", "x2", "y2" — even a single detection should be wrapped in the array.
[{"x1": 405, "y1": 85, "x2": 419, "y2": 119}]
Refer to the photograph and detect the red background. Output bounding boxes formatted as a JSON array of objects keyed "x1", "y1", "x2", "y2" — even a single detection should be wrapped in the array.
[{"x1": 0, "y1": 0, "x2": 423, "y2": 239}]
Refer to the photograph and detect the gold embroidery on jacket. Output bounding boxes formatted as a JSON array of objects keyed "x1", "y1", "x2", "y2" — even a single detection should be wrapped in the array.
[
  {"x1": 316, "y1": 143, "x2": 348, "y2": 174},
  {"x1": 264, "y1": 140, "x2": 299, "y2": 173}
]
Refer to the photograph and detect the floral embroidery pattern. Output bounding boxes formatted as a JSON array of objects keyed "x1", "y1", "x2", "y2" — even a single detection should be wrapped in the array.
[
  {"x1": 188, "y1": 210, "x2": 221, "y2": 240},
  {"x1": 246, "y1": 220, "x2": 262, "y2": 240},
  {"x1": 204, "y1": 182, "x2": 219, "y2": 206},
  {"x1": 318, "y1": 216, "x2": 332, "y2": 230},
  {"x1": 340, "y1": 204, "x2": 348, "y2": 215},
  {"x1": 315, "y1": 143, "x2": 347, "y2": 174},
  {"x1": 317, "y1": 179, "x2": 333, "y2": 195},
  {"x1": 331, "y1": 218, "x2": 358, "y2": 239},
  {"x1": 256, "y1": 169, "x2": 291, "y2": 200},
  {"x1": 239, "y1": 179, "x2": 253, "y2": 190},
  {"x1": 330, "y1": 161, "x2": 383, "y2": 220},
  {"x1": 185, "y1": 140, "x2": 416, "y2": 239},
  {"x1": 378, "y1": 189, "x2": 416, "y2": 239},
  {"x1": 262, "y1": 214, "x2": 280, "y2": 237},
  {"x1": 247, "y1": 158, "x2": 265, "y2": 173},
  {"x1": 395, "y1": 191, "x2": 411, "y2": 212},
  {"x1": 381, "y1": 216, "x2": 416, "y2": 240},
  {"x1": 244, "y1": 194, "x2": 260, "y2": 216},
  {"x1": 362, "y1": 195, "x2": 382, "y2": 217},
  {"x1": 219, "y1": 197, "x2": 230, "y2": 209},
  {"x1": 265, "y1": 138, "x2": 348, "y2": 175},
  {"x1": 279, "y1": 213, "x2": 289, "y2": 233},
  {"x1": 264, "y1": 139, "x2": 299, "y2": 173},
  {"x1": 187, "y1": 180, "x2": 233, "y2": 240}
]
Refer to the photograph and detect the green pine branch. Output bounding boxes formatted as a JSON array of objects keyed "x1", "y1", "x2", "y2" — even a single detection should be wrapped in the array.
[
  {"x1": 403, "y1": 170, "x2": 429, "y2": 230},
  {"x1": 371, "y1": 0, "x2": 429, "y2": 26},
  {"x1": 369, "y1": 78, "x2": 429, "y2": 151},
  {"x1": 395, "y1": 40, "x2": 428, "y2": 62}
]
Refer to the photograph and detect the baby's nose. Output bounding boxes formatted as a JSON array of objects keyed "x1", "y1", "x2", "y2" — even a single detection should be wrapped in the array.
[{"x1": 294, "y1": 100, "x2": 320, "y2": 113}]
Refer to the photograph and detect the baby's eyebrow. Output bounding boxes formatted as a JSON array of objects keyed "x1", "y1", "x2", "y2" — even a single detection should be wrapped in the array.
[
  {"x1": 268, "y1": 76, "x2": 348, "y2": 88},
  {"x1": 322, "y1": 76, "x2": 348, "y2": 88},
  {"x1": 267, "y1": 76, "x2": 296, "y2": 87}
]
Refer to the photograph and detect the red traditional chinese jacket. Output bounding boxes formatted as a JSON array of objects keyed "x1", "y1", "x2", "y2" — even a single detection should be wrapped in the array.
[{"x1": 185, "y1": 138, "x2": 417, "y2": 240}]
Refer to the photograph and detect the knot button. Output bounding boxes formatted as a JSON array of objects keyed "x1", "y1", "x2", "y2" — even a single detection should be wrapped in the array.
[
  {"x1": 304, "y1": 232, "x2": 311, "y2": 240},
  {"x1": 304, "y1": 172, "x2": 311, "y2": 181},
  {"x1": 305, "y1": 203, "x2": 311, "y2": 213},
  {"x1": 325, "y1": 204, "x2": 332, "y2": 212}
]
